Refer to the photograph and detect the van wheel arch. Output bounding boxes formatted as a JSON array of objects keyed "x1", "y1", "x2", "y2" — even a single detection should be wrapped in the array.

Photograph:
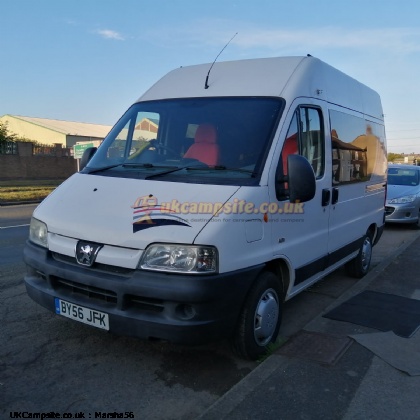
[
  {"x1": 367, "y1": 224, "x2": 377, "y2": 244},
  {"x1": 266, "y1": 259, "x2": 289, "y2": 298},
  {"x1": 231, "y1": 270, "x2": 284, "y2": 360}
]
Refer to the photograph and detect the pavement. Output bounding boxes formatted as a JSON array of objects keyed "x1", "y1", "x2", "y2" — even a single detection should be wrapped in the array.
[{"x1": 198, "y1": 232, "x2": 420, "y2": 420}]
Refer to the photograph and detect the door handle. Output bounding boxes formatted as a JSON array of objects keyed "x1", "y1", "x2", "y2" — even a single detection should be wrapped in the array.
[
  {"x1": 332, "y1": 188, "x2": 339, "y2": 205},
  {"x1": 322, "y1": 189, "x2": 330, "y2": 206}
]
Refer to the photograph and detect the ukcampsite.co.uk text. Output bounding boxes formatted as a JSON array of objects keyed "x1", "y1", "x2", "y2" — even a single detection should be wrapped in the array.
[{"x1": 155, "y1": 199, "x2": 305, "y2": 216}]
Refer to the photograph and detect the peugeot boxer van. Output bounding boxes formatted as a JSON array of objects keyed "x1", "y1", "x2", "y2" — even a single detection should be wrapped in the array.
[{"x1": 24, "y1": 56, "x2": 387, "y2": 359}]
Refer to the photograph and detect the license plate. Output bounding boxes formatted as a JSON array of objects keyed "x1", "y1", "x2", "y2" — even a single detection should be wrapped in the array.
[{"x1": 55, "y1": 298, "x2": 109, "y2": 330}]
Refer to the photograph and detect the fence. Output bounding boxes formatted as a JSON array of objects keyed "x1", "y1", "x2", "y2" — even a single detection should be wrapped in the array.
[
  {"x1": 33, "y1": 143, "x2": 72, "y2": 156},
  {"x1": 0, "y1": 140, "x2": 17, "y2": 155},
  {"x1": 0, "y1": 141, "x2": 77, "y2": 181},
  {"x1": 0, "y1": 141, "x2": 72, "y2": 157}
]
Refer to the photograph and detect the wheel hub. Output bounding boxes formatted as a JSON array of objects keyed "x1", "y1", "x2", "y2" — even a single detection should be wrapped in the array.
[
  {"x1": 361, "y1": 237, "x2": 372, "y2": 271},
  {"x1": 254, "y1": 289, "x2": 279, "y2": 346}
]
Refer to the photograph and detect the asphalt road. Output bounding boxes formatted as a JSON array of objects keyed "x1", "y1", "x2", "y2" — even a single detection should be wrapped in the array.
[
  {"x1": 0, "y1": 204, "x2": 34, "y2": 266},
  {"x1": 1, "y1": 204, "x2": 418, "y2": 419}
]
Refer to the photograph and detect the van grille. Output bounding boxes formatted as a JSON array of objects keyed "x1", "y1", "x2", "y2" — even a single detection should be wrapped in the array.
[
  {"x1": 52, "y1": 252, "x2": 134, "y2": 275},
  {"x1": 52, "y1": 277, "x2": 117, "y2": 304},
  {"x1": 126, "y1": 295, "x2": 164, "y2": 313},
  {"x1": 51, "y1": 277, "x2": 165, "y2": 314}
]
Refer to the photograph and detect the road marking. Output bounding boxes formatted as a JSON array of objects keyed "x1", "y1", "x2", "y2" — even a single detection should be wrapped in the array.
[{"x1": 0, "y1": 224, "x2": 30, "y2": 229}]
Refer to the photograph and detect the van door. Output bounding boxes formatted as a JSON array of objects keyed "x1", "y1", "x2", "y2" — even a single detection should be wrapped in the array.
[
  {"x1": 269, "y1": 104, "x2": 331, "y2": 293},
  {"x1": 327, "y1": 109, "x2": 386, "y2": 258}
]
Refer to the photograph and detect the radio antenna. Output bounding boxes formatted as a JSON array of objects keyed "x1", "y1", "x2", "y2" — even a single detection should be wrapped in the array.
[{"x1": 204, "y1": 32, "x2": 238, "y2": 89}]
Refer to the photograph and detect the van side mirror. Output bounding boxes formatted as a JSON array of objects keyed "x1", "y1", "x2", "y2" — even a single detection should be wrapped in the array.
[
  {"x1": 80, "y1": 147, "x2": 97, "y2": 171},
  {"x1": 287, "y1": 154, "x2": 316, "y2": 203}
]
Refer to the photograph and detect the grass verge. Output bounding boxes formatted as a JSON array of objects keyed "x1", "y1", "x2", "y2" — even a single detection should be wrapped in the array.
[
  {"x1": 257, "y1": 336, "x2": 289, "y2": 364},
  {"x1": 0, "y1": 179, "x2": 65, "y2": 203}
]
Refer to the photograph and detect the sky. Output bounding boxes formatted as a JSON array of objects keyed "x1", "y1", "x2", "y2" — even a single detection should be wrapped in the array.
[{"x1": 1, "y1": 0, "x2": 420, "y2": 154}]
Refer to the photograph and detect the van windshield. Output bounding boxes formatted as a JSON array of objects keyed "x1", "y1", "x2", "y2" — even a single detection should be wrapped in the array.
[{"x1": 84, "y1": 97, "x2": 283, "y2": 185}]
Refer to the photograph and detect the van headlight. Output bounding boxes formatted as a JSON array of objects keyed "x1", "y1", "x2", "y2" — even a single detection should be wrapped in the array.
[
  {"x1": 29, "y1": 217, "x2": 48, "y2": 248},
  {"x1": 140, "y1": 244, "x2": 218, "y2": 273},
  {"x1": 388, "y1": 195, "x2": 416, "y2": 204}
]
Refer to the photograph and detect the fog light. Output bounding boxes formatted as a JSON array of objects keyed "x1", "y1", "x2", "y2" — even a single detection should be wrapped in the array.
[{"x1": 175, "y1": 304, "x2": 196, "y2": 320}]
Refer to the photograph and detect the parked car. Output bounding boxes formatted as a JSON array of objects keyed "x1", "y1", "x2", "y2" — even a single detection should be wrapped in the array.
[{"x1": 386, "y1": 164, "x2": 420, "y2": 226}]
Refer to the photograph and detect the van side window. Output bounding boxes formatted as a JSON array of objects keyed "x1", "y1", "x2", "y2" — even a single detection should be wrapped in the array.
[
  {"x1": 280, "y1": 112, "x2": 299, "y2": 174},
  {"x1": 279, "y1": 106, "x2": 324, "y2": 178},
  {"x1": 299, "y1": 107, "x2": 324, "y2": 178},
  {"x1": 330, "y1": 110, "x2": 386, "y2": 185}
]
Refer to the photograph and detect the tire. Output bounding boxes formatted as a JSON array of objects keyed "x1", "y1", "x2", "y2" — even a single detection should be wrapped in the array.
[
  {"x1": 231, "y1": 271, "x2": 282, "y2": 360},
  {"x1": 411, "y1": 210, "x2": 420, "y2": 229},
  {"x1": 345, "y1": 234, "x2": 372, "y2": 278}
]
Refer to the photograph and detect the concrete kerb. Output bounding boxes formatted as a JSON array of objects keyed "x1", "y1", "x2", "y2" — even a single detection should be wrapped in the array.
[
  {"x1": 198, "y1": 230, "x2": 420, "y2": 419},
  {"x1": 0, "y1": 200, "x2": 42, "y2": 207},
  {"x1": 198, "y1": 355, "x2": 290, "y2": 420}
]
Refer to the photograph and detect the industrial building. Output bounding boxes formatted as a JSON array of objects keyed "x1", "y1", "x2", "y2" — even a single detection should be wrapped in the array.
[{"x1": 0, "y1": 114, "x2": 112, "y2": 148}]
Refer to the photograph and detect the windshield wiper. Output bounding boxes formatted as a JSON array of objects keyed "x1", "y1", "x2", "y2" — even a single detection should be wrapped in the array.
[
  {"x1": 122, "y1": 162, "x2": 155, "y2": 168},
  {"x1": 145, "y1": 163, "x2": 207, "y2": 180},
  {"x1": 87, "y1": 162, "x2": 258, "y2": 178},
  {"x1": 85, "y1": 163, "x2": 125, "y2": 174},
  {"x1": 87, "y1": 162, "x2": 161, "y2": 174},
  {"x1": 86, "y1": 162, "x2": 181, "y2": 175},
  {"x1": 210, "y1": 165, "x2": 259, "y2": 177}
]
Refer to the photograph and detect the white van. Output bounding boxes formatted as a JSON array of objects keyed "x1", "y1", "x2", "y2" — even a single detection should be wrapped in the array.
[{"x1": 24, "y1": 56, "x2": 387, "y2": 359}]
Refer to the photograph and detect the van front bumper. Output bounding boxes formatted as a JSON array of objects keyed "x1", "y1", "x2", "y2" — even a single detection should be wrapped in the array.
[{"x1": 23, "y1": 240, "x2": 262, "y2": 345}]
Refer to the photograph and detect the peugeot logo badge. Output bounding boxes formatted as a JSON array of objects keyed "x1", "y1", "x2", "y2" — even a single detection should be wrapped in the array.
[{"x1": 75, "y1": 241, "x2": 103, "y2": 267}]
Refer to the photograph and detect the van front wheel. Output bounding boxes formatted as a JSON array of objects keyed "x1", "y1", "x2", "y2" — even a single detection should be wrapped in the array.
[
  {"x1": 231, "y1": 271, "x2": 282, "y2": 360},
  {"x1": 345, "y1": 235, "x2": 372, "y2": 278}
]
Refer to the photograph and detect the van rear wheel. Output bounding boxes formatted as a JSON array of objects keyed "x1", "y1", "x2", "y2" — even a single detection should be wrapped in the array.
[
  {"x1": 231, "y1": 271, "x2": 282, "y2": 360},
  {"x1": 345, "y1": 234, "x2": 372, "y2": 278}
]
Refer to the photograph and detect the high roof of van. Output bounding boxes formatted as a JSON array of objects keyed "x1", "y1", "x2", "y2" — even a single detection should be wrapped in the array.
[{"x1": 138, "y1": 56, "x2": 383, "y2": 121}]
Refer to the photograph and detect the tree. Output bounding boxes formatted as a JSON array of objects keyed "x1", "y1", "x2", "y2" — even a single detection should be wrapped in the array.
[
  {"x1": 0, "y1": 121, "x2": 17, "y2": 142},
  {"x1": 387, "y1": 152, "x2": 403, "y2": 162}
]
